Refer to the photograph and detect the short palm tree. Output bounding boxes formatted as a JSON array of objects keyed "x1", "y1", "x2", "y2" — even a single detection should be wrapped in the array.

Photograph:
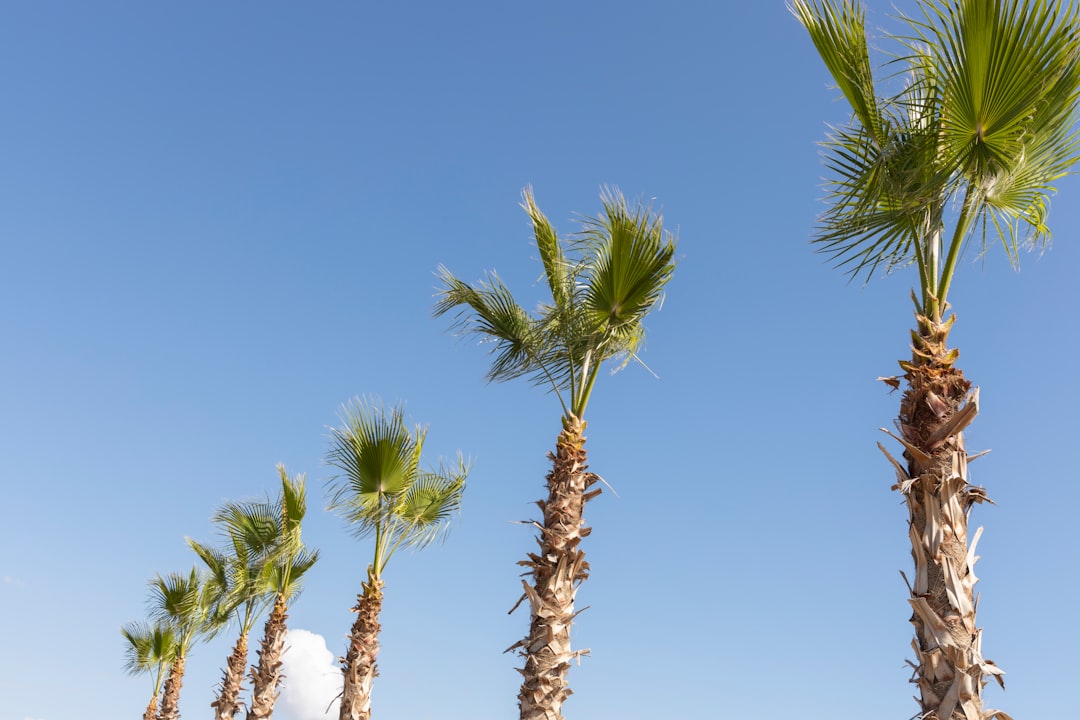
[
  {"x1": 189, "y1": 489, "x2": 288, "y2": 720},
  {"x1": 121, "y1": 620, "x2": 178, "y2": 720},
  {"x1": 148, "y1": 566, "x2": 215, "y2": 720},
  {"x1": 213, "y1": 464, "x2": 320, "y2": 720},
  {"x1": 435, "y1": 187, "x2": 676, "y2": 720},
  {"x1": 794, "y1": 1, "x2": 1080, "y2": 718},
  {"x1": 326, "y1": 399, "x2": 467, "y2": 720}
]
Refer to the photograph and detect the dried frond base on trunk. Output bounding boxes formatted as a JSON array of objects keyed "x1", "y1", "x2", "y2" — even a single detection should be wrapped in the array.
[
  {"x1": 509, "y1": 415, "x2": 599, "y2": 720},
  {"x1": 247, "y1": 594, "x2": 289, "y2": 720},
  {"x1": 882, "y1": 315, "x2": 1005, "y2": 720},
  {"x1": 339, "y1": 572, "x2": 383, "y2": 720},
  {"x1": 213, "y1": 631, "x2": 249, "y2": 720}
]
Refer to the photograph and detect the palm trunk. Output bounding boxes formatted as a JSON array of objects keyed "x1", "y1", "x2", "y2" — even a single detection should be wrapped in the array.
[
  {"x1": 142, "y1": 694, "x2": 158, "y2": 720},
  {"x1": 509, "y1": 414, "x2": 600, "y2": 720},
  {"x1": 881, "y1": 312, "x2": 1007, "y2": 720},
  {"x1": 212, "y1": 630, "x2": 249, "y2": 720},
  {"x1": 247, "y1": 594, "x2": 288, "y2": 720},
  {"x1": 339, "y1": 568, "x2": 384, "y2": 720},
  {"x1": 158, "y1": 654, "x2": 185, "y2": 720}
]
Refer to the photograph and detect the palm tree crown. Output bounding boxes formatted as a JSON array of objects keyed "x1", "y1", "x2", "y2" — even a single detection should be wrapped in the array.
[
  {"x1": 794, "y1": 0, "x2": 1080, "y2": 328},
  {"x1": 326, "y1": 398, "x2": 466, "y2": 576},
  {"x1": 435, "y1": 186, "x2": 676, "y2": 420}
]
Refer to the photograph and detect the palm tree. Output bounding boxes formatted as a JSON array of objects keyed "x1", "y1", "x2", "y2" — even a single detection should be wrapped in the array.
[
  {"x1": 214, "y1": 464, "x2": 320, "y2": 720},
  {"x1": 325, "y1": 399, "x2": 467, "y2": 720},
  {"x1": 793, "y1": 1, "x2": 1080, "y2": 717},
  {"x1": 434, "y1": 187, "x2": 676, "y2": 720},
  {"x1": 148, "y1": 566, "x2": 215, "y2": 720},
  {"x1": 189, "y1": 504, "x2": 279, "y2": 720},
  {"x1": 121, "y1": 620, "x2": 178, "y2": 720}
]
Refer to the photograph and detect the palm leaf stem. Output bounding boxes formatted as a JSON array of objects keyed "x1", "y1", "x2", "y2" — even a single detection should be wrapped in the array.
[{"x1": 935, "y1": 185, "x2": 977, "y2": 319}]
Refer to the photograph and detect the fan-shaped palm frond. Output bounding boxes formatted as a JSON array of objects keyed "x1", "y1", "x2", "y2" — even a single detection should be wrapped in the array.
[
  {"x1": 326, "y1": 398, "x2": 467, "y2": 578},
  {"x1": 796, "y1": 0, "x2": 1080, "y2": 320},
  {"x1": 122, "y1": 620, "x2": 178, "y2": 681}
]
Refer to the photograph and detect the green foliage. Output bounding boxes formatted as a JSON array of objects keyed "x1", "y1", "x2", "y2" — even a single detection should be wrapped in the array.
[
  {"x1": 794, "y1": 0, "x2": 1080, "y2": 319},
  {"x1": 326, "y1": 398, "x2": 467, "y2": 577},
  {"x1": 121, "y1": 619, "x2": 178, "y2": 696},
  {"x1": 435, "y1": 186, "x2": 677, "y2": 419}
]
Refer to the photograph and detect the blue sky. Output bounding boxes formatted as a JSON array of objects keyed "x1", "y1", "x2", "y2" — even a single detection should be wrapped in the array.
[{"x1": 2, "y1": 1, "x2": 1078, "y2": 718}]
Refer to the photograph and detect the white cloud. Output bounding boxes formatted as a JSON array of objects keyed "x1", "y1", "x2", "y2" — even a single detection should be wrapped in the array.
[
  {"x1": 276, "y1": 629, "x2": 342, "y2": 720},
  {"x1": 3, "y1": 575, "x2": 26, "y2": 587}
]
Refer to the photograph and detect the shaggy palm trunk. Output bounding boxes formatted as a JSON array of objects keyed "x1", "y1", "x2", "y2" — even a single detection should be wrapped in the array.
[
  {"x1": 158, "y1": 654, "x2": 185, "y2": 720},
  {"x1": 212, "y1": 631, "x2": 249, "y2": 720},
  {"x1": 509, "y1": 414, "x2": 600, "y2": 720},
  {"x1": 881, "y1": 312, "x2": 1007, "y2": 720},
  {"x1": 339, "y1": 568, "x2": 384, "y2": 720},
  {"x1": 247, "y1": 594, "x2": 288, "y2": 720},
  {"x1": 142, "y1": 694, "x2": 158, "y2": 720}
]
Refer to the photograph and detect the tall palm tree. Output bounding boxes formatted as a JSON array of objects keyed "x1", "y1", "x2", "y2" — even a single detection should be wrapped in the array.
[
  {"x1": 214, "y1": 465, "x2": 320, "y2": 720},
  {"x1": 325, "y1": 399, "x2": 467, "y2": 720},
  {"x1": 148, "y1": 566, "x2": 215, "y2": 720},
  {"x1": 434, "y1": 187, "x2": 676, "y2": 720},
  {"x1": 793, "y1": 1, "x2": 1080, "y2": 718},
  {"x1": 189, "y1": 506, "x2": 279, "y2": 720},
  {"x1": 121, "y1": 620, "x2": 178, "y2": 720}
]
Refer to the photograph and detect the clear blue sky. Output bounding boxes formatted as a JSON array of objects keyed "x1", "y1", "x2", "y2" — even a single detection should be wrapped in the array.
[{"x1": 2, "y1": 2, "x2": 1078, "y2": 719}]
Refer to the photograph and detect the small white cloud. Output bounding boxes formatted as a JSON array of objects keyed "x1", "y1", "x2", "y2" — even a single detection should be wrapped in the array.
[
  {"x1": 3, "y1": 575, "x2": 27, "y2": 587},
  {"x1": 276, "y1": 629, "x2": 342, "y2": 720}
]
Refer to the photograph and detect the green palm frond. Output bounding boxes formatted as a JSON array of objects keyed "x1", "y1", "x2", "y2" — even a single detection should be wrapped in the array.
[
  {"x1": 579, "y1": 188, "x2": 675, "y2": 346},
  {"x1": 121, "y1": 620, "x2": 178, "y2": 678},
  {"x1": 395, "y1": 466, "x2": 467, "y2": 549},
  {"x1": 793, "y1": 0, "x2": 886, "y2": 142},
  {"x1": 434, "y1": 265, "x2": 551, "y2": 388},
  {"x1": 523, "y1": 186, "x2": 572, "y2": 310},
  {"x1": 436, "y1": 187, "x2": 677, "y2": 419},
  {"x1": 147, "y1": 566, "x2": 217, "y2": 647},
  {"x1": 326, "y1": 399, "x2": 467, "y2": 576},
  {"x1": 796, "y1": 0, "x2": 1080, "y2": 318},
  {"x1": 327, "y1": 399, "x2": 423, "y2": 521}
]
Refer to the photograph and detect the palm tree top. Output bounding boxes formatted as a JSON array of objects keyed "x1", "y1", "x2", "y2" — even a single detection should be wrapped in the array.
[
  {"x1": 435, "y1": 186, "x2": 677, "y2": 420},
  {"x1": 326, "y1": 397, "x2": 467, "y2": 577},
  {"x1": 793, "y1": 0, "x2": 1080, "y2": 320}
]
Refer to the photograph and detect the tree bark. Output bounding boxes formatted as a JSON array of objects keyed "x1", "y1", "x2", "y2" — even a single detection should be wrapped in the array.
[
  {"x1": 212, "y1": 631, "x2": 249, "y2": 720},
  {"x1": 339, "y1": 569, "x2": 384, "y2": 720},
  {"x1": 158, "y1": 654, "x2": 185, "y2": 720},
  {"x1": 883, "y1": 313, "x2": 1008, "y2": 720},
  {"x1": 509, "y1": 414, "x2": 599, "y2": 720},
  {"x1": 247, "y1": 595, "x2": 288, "y2": 720},
  {"x1": 142, "y1": 694, "x2": 158, "y2": 720}
]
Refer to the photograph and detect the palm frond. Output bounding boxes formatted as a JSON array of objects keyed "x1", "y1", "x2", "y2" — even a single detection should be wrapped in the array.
[
  {"x1": 579, "y1": 189, "x2": 676, "y2": 344},
  {"x1": 327, "y1": 399, "x2": 423, "y2": 532},
  {"x1": 434, "y1": 265, "x2": 553, "y2": 387},
  {"x1": 325, "y1": 400, "x2": 468, "y2": 572},
  {"x1": 522, "y1": 186, "x2": 572, "y2": 310},
  {"x1": 792, "y1": 0, "x2": 886, "y2": 143},
  {"x1": 800, "y1": 0, "x2": 1080, "y2": 308}
]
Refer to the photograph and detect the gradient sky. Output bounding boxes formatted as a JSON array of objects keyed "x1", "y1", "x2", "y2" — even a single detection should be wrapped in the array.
[{"x1": 2, "y1": 2, "x2": 1078, "y2": 719}]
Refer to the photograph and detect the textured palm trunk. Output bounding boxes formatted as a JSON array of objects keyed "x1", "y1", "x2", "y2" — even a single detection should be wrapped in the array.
[
  {"x1": 339, "y1": 568, "x2": 384, "y2": 720},
  {"x1": 142, "y1": 694, "x2": 158, "y2": 720},
  {"x1": 880, "y1": 312, "x2": 1009, "y2": 720},
  {"x1": 158, "y1": 654, "x2": 185, "y2": 720},
  {"x1": 509, "y1": 414, "x2": 599, "y2": 720},
  {"x1": 212, "y1": 631, "x2": 249, "y2": 720},
  {"x1": 246, "y1": 594, "x2": 288, "y2": 720}
]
